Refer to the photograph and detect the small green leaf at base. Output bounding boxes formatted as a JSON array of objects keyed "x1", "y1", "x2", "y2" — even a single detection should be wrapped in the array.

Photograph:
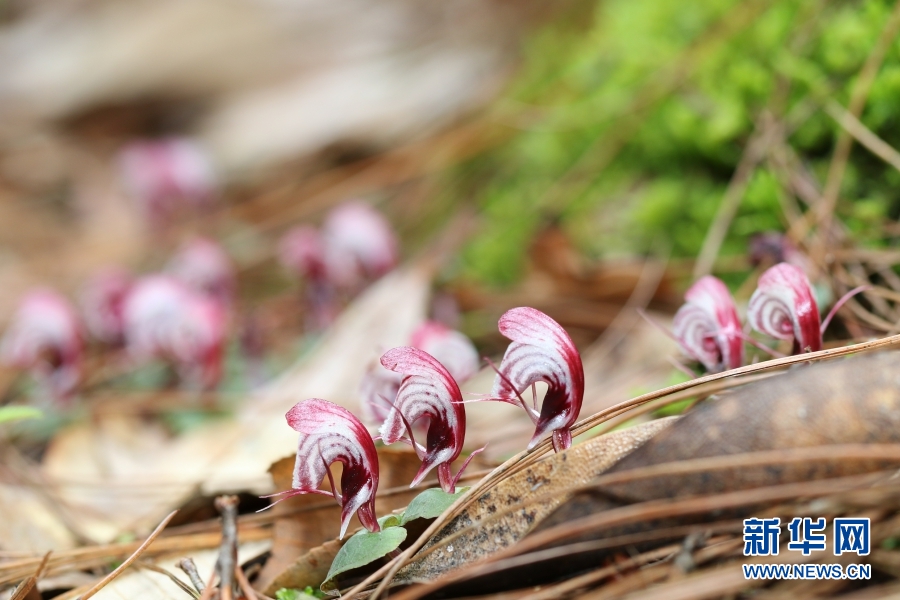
[
  {"x1": 321, "y1": 527, "x2": 407, "y2": 594},
  {"x1": 275, "y1": 587, "x2": 320, "y2": 600},
  {"x1": 0, "y1": 406, "x2": 43, "y2": 425},
  {"x1": 400, "y1": 487, "x2": 469, "y2": 525}
]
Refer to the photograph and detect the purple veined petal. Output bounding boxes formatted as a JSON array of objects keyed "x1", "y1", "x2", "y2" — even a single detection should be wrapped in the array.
[
  {"x1": 489, "y1": 307, "x2": 584, "y2": 452},
  {"x1": 79, "y1": 268, "x2": 134, "y2": 345},
  {"x1": 166, "y1": 237, "x2": 235, "y2": 307},
  {"x1": 410, "y1": 321, "x2": 480, "y2": 383},
  {"x1": 672, "y1": 276, "x2": 744, "y2": 372},
  {"x1": 286, "y1": 398, "x2": 380, "y2": 538},
  {"x1": 748, "y1": 262, "x2": 821, "y2": 353},
  {"x1": 379, "y1": 346, "x2": 468, "y2": 493},
  {"x1": 0, "y1": 289, "x2": 83, "y2": 399}
]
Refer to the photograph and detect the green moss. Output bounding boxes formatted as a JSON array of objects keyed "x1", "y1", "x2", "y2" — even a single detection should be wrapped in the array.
[{"x1": 443, "y1": 0, "x2": 900, "y2": 287}]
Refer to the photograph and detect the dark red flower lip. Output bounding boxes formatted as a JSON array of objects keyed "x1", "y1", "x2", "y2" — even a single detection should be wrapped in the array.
[
  {"x1": 673, "y1": 275, "x2": 744, "y2": 372},
  {"x1": 748, "y1": 263, "x2": 822, "y2": 353},
  {"x1": 379, "y1": 346, "x2": 480, "y2": 493},
  {"x1": 285, "y1": 398, "x2": 380, "y2": 538},
  {"x1": 488, "y1": 307, "x2": 584, "y2": 452}
]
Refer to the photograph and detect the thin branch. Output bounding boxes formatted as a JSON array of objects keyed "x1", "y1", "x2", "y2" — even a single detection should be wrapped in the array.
[
  {"x1": 215, "y1": 496, "x2": 240, "y2": 600},
  {"x1": 78, "y1": 510, "x2": 178, "y2": 600},
  {"x1": 177, "y1": 558, "x2": 206, "y2": 595},
  {"x1": 825, "y1": 100, "x2": 900, "y2": 173}
]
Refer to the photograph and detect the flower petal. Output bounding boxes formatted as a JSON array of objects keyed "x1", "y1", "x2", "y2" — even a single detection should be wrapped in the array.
[
  {"x1": 286, "y1": 398, "x2": 380, "y2": 538},
  {"x1": 490, "y1": 307, "x2": 584, "y2": 451},
  {"x1": 379, "y1": 346, "x2": 466, "y2": 491},
  {"x1": 748, "y1": 263, "x2": 821, "y2": 353},
  {"x1": 673, "y1": 276, "x2": 743, "y2": 371}
]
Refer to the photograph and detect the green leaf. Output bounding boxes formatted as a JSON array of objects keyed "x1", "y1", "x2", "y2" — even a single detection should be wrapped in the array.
[
  {"x1": 0, "y1": 406, "x2": 43, "y2": 424},
  {"x1": 376, "y1": 513, "x2": 402, "y2": 529},
  {"x1": 321, "y1": 527, "x2": 407, "y2": 594},
  {"x1": 275, "y1": 588, "x2": 319, "y2": 600},
  {"x1": 400, "y1": 487, "x2": 469, "y2": 525}
]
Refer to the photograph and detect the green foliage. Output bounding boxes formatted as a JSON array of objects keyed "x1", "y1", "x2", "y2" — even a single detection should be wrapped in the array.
[
  {"x1": 275, "y1": 587, "x2": 323, "y2": 600},
  {"x1": 452, "y1": 0, "x2": 900, "y2": 286},
  {"x1": 0, "y1": 405, "x2": 42, "y2": 424},
  {"x1": 321, "y1": 527, "x2": 407, "y2": 594},
  {"x1": 400, "y1": 487, "x2": 469, "y2": 525}
]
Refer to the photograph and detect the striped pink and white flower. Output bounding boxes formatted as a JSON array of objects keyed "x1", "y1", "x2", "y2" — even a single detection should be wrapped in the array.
[
  {"x1": 122, "y1": 276, "x2": 227, "y2": 390},
  {"x1": 489, "y1": 307, "x2": 584, "y2": 452},
  {"x1": 748, "y1": 262, "x2": 821, "y2": 353},
  {"x1": 79, "y1": 268, "x2": 134, "y2": 346},
  {"x1": 1, "y1": 290, "x2": 83, "y2": 399},
  {"x1": 672, "y1": 276, "x2": 744, "y2": 372},
  {"x1": 379, "y1": 346, "x2": 479, "y2": 493},
  {"x1": 285, "y1": 399, "x2": 380, "y2": 538}
]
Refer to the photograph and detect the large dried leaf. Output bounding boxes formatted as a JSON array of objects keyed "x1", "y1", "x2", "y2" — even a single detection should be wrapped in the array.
[
  {"x1": 539, "y1": 351, "x2": 900, "y2": 536},
  {"x1": 395, "y1": 417, "x2": 676, "y2": 584}
]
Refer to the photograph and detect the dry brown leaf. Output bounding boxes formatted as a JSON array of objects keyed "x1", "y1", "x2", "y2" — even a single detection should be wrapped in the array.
[
  {"x1": 0, "y1": 484, "x2": 76, "y2": 553},
  {"x1": 86, "y1": 540, "x2": 270, "y2": 600},
  {"x1": 395, "y1": 417, "x2": 677, "y2": 584},
  {"x1": 529, "y1": 352, "x2": 900, "y2": 552}
]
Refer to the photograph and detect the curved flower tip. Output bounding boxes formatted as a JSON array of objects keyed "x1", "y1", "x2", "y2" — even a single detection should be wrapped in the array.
[
  {"x1": 410, "y1": 321, "x2": 479, "y2": 383},
  {"x1": 672, "y1": 276, "x2": 743, "y2": 372},
  {"x1": 79, "y1": 268, "x2": 134, "y2": 345},
  {"x1": 489, "y1": 307, "x2": 584, "y2": 453},
  {"x1": 379, "y1": 346, "x2": 471, "y2": 493},
  {"x1": 118, "y1": 138, "x2": 217, "y2": 224},
  {"x1": 278, "y1": 226, "x2": 327, "y2": 282},
  {"x1": 322, "y1": 201, "x2": 398, "y2": 288},
  {"x1": 166, "y1": 237, "x2": 235, "y2": 306},
  {"x1": 123, "y1": 276, "x2": 227, "y2": 390},
  {"x1": 286, "y1": 398, "x2": 380, "y2": 538},
  {"x1": 1, "y1": 289, "x2": 83, "y2": 399},
  {"x1": 748, "y1": 262, "x2": 821, "y2": 353}
]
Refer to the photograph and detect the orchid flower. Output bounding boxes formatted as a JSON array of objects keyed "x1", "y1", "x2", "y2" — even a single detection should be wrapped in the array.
[
  {"x1": 379, "y1": 346, "x2": 480, "y2": 493},
  {"x1": 322, "y1": 201, "x2": 398, "y2": 289},
  {"x1": 122, "y1": 276, "x2": 227, "y2": 390},
  {"x1": 487, "y1": 307, "x2": 584, "y2": 452},
  {"x1": 278, "y1": 226, "x2": 328, "y2": 282},
  {"x1": 1, "y1": 290, "x2": 83, "y2": 399},
  {"x1": 359, "y1": 322, "x2": 478, "y2": 425},
  {"x1": 283, "y1": 398, "x2": 380, "y2": 538},
  {"x1": 79, "y1": 268, "x2": 134, "y2": 345},
  {"x1": 672, "y1": 276, "x2": 744, "y2": 372},
  {"x1": 748, "y1": 262, "x2": 821, "y2": 353},
  {"x1": 409, "y1": 321, "x2": 480, "y2": 383},
  {"x1": 118, "y1": 138, "x2": 217, "y2": 224},
  {"x1": 166, "y1": 237, "x2": 235, "y2": 306}
]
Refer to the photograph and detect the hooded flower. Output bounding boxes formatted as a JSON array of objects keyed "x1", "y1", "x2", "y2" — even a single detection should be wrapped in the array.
[
  {"x1": 379, "y1": 346, "x2": 478, "y2": 493},
  {"x1": 672, "y1": 276, "x2": 744, "y2": 372},
  {"x1": 122, "y1": 276, "x2": 226, "y2": 389},
  {"x1": 489, "y1": 307, "x2": 584, "y2": 452},
  {"x1": 166, "y1": 237, "x2": 235, "y2": 306},
  {"x1": 321, "y1": 201, "x2": 398, "y2": 289},
  {"x1": 1, "y1": 289, "x2": 83, "y2": 399},
  {"x1": 278, "y1": 226, "x2": 328, "y2": 282},
  {"x1": 79, "y1": 268, "x2": 134, "y2": 345},
  {"x1": 285, "y1": 398, "x2": 380, "y2": 538},
  {"x1": 409, "y1": 321, "x2": 479, "y2": 383},
  {"x1": 118, "y1": 138, "x2": 217, "y2": 224},
  {"x1": 748, "y1": 262, "x2": 821, "y2": 353}
]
